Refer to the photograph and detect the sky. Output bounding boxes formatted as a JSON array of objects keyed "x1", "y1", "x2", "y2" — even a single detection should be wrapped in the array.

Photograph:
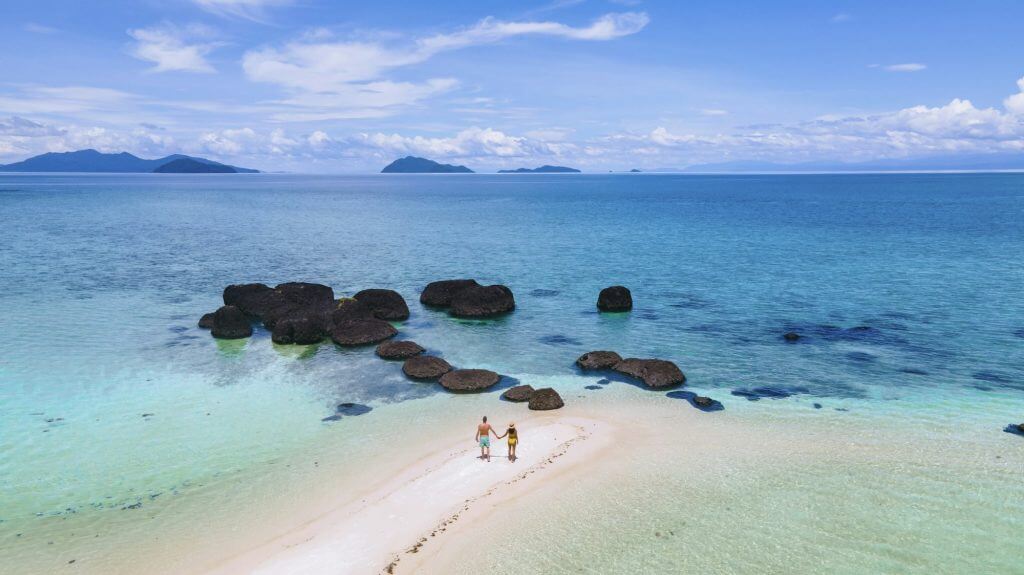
[{"x1": 1, "y1": 0, "x2": 1024, "y2": 172}]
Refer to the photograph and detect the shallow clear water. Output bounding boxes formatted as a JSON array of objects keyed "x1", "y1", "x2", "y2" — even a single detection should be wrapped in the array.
[{"x1": 1, "y1": 173, "x2": 1022, "y2": 573}]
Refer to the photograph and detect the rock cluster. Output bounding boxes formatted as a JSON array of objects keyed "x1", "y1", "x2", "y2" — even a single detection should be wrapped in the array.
[
  {"x1": 576, "y1": 351, "x2": 686, "y2": 389},
  {"x1": 202, "y1": 282, "x2": 411, "y2": 347},
  {"x1": 421, "y1": 279, "x2": 515, "y2": 317}
]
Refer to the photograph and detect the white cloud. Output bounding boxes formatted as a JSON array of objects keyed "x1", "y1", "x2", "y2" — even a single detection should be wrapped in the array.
[
  {"x1": 884, "y1": 63, "x2": 927, "y2": 72},
  {"x1": 700, "y1": 108, "x2": 729, "y2": 116},
  {"x1": 0, "y1": 86, "x2": 138, "y2": 117},
  {"x1": 1003, "y1": 76, "x2": 1024, "y2": 115},
  {"x1": 191, "y1": 0, "x2": 292, "y2": 22},
  {"x1": 128, "y1": 24, "x2": 220, "y2": 73},
  {"x1": 831, "y1": 13, "x2": 851, "y2": 23},
  {"x1": 242, "y1": 12, "x2": 648, "y2": 120},
  {"x1": 358, "y1": 127, "x2": 563, "y2": 158}
]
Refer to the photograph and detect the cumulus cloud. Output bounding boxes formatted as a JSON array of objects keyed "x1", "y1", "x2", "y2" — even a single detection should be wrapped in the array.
[
  {"x1": 0, "y1": 116, "x2": 177, "y2": 161},
  {"x1": 242, "y1": 12, "x2": 648, "y2": 120},
  {"x1": 128, "y1": 24, "x2": 220, "y2": 73},
  {"x1": 1003, "y1": 76, "x2": 1024, "y2": 115}
]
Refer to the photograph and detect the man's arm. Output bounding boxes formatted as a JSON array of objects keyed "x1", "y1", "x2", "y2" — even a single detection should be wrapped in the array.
[{"x1": 475, "y1": 428, "x2": 480, "y2": 441}]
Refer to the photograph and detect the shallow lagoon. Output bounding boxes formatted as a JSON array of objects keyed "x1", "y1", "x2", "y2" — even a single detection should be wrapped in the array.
[{"x1": 1, "y1": 173, "x2": 1022, "y2": 573}]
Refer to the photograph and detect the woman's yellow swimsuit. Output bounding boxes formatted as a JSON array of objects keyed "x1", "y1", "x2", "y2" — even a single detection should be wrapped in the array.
[{"x1": 507, "y1": 427, "x2": 517, "y2": 447}]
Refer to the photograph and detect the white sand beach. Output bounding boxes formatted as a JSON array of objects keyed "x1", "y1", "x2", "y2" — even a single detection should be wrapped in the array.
[{"x1": 207, "y1": 416, "x2": 615, "y2": 575}]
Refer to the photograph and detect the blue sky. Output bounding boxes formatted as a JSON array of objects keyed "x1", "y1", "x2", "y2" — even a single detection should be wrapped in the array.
[{"x1": 2, "y1": 0, "x2": 1024, "y2": 172}]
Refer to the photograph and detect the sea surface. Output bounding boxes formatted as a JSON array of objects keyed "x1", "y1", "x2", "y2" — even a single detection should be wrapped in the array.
[{"x1": 1, "y1": 173, "x2": 1022, "y2": 573}]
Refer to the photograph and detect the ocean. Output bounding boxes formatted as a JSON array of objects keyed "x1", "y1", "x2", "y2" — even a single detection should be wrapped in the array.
[{"x1": 1, "y1": 173, "x2": 1022, "y2": 573}]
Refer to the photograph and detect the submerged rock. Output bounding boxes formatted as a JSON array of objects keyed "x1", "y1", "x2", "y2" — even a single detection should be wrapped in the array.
[
  {"x1": 449, "y1": 285, "x2": 515, "y2": 317},
  {"x1": 439, "y1": 369, "x2": 501, "y2": 392},
  {"x1": 783, "y1": 332, "x2": 801, "y2": 342},
  {"x1": 354, "y1": 289, "x2": 410, "y2": 321},
  {"x1": 576, "y1": 351, "x2": 623, "y2": 370},
  {"x1": 272, "y1": 315, "x2": 323, "y2": 345},
  {"x1": 198, "y1": 312, "x2": 215, "y2": 329},
  {"x1": 597, "y1": 286, "x2": 632, "y2": 312},
  {"x1": 329, "y1": 319, "x2": 397, "y2": 346},
  {"x1": 502, "y1": 385, "x2": 535, "y2": 402},
  {"x1": 612, "y1": 358, "x2": 686, "y2": 388},
  {"x1": 1004, "y1": 424, "x2": 1024, "y2": 437},
  {"x1": 210, "y1": 305, "x2": 252, "y2": 339},
  {"x1": 666, "y1": 390, "x2": 724, "y2": 412},
  {"x1": 376, "y1": 340, "x2": 425, "y2": 360},
  {"x1": 402, "y1": 356, "x2": 452, "y2": 380},
  {"x1": 528, "y1": 388, "x2": 564, "y2": 410},
  {"x1": 420, "y1": 279, "x2": 480, "y2": 307}
]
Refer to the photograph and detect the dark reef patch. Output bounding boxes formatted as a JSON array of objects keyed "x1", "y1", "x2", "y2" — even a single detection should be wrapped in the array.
[
  {"x1": 1003, "y1": 424, "x2": 1024, "y2": 437},
  {"x1": 529, "y1": 289, "x2": 560, "y2": 297},
  {"x1": 845, "y1": 351, "x2": 877, "y2": 363},
  {"x1": 666, "y1": 390, "x2": 724, "y2": 412},
  {"x1": 584, "y1": 385, "x2": 603, "y2": 390},
  {"x1": 731, "y1": 385, "x2": 810, "y2": 401},
  {"x1": 900, "y1": 368, "x2": 929, "y2": 376},
  {"x1": 539, "y1": 334, "x2": 583, "y2": 346}
]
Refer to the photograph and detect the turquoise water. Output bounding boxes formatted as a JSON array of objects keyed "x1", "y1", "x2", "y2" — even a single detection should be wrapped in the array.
[{"x1": 1, "y1": 173, "x2": 1023, "y2": 572}]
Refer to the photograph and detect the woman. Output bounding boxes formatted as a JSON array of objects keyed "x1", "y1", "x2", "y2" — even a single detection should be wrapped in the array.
[{"x1": 498, "y1": 422, "x2": 518, "y2": 461}]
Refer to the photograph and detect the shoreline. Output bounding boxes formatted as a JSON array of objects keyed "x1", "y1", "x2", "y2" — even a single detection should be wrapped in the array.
[{"x1": 206, "y1": 415, "x2": 615, "y2": 575}]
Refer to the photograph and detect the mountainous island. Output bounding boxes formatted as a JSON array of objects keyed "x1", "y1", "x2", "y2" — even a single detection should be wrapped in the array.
[
  {"x1": 497, "y1": 165, "x2": 581, "y2": 173},
  {"x1": 381, "y1": 156, "x2": 474, "y2": 173},
  {"x1": 0, "y1": 149, "x2": 258, "y2": 173}
]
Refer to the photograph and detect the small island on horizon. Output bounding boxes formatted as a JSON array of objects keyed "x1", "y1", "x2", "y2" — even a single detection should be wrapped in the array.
[
  {"x1": 497, "y1": 165, "x2": 581, "y2": 173},
  {"x1": 381, "y1": 156, "x2": 474, "y2": 173}
]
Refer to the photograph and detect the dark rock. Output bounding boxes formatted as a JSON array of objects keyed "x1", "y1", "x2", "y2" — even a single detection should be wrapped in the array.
[
  {"x1": 223, "y1": 283, "x2": 272, "y2": 310},
  {"x1": 528, "y1": 388, "x2": 564, "y2": 410},
  {"x1": 210, "y1": 305, "x2": 252, "y2": 339},
  {"x1": 321, "y1": 414, "x2": 342, "y2": 422},
  {"x1": 783, "y1": 332, "x2": 801, "y2": 341},
  {"x1": 449, "y1": 285, "x2": 515, "y2": 317},
  {"x1": 376, "y1": 340, "x2": 425, "y2": 360},
  {"x1": 198, "y1": 312, "x2": 215, "y2": 329},
  {"x1": 329, "y1": 319, "x2": 397, "y2": 346},
  {"x1": 354, "y1": 289, "x2": 410, "y2": 321},
  {"x1": 576, "y1": 351, "x2": 623, "y2": 370},
  {"x1": 330, "y1": 298, "x2": 376, "y2": 326},
  {"x1": 439, "y1": 369, "x2": 501, "y2": 392},
  {"x1": 420, "y1": 279, "x2": 480, "y2": 307},
  {"x1": 272, "y1": 315, "x2": 324, "y2": 344},
  {"x1": 402, "y1": 356, "x2": 453, "y2": 380},
  {"x1": 597, "y1": 286, "x2": 632, "y2": 312},
  {"x1": 584, "y1": 385, "x2": 603, "y2": 390},
  {"x1": 224, "y1": 282, "x2": 335, "y2": 330},
  {"x1": 693, "y1": 396, "x2": 714, "y2": 407},
  {"x1": 502, "y1": 385, "x2": 535, "y2": 402},
  {"x1": 612, "y1": 358, "x2": 685, "y2": 388}
]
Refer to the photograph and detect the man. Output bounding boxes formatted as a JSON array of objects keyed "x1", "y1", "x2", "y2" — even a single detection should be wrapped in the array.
[{"x1": 475, "y1": 416, "x2": 496, "y2": 461}]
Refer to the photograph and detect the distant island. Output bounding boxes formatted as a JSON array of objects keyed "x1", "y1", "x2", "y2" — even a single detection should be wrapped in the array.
[
  {"x1": 497, "y1": 165, "x2": 580, "y2": 173},
  {"x1": 629, "y1": 169, "x2": 642, "y2": 173},
  {"x1": 381, "y1": 156, "x2": 474, "y2": 173},
  {"x1": 154, "y1": 158, "x2": 237, "y2": 173},
  {"x1": 0, "y1": 149, "x2": 257, "y2": 173}
]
